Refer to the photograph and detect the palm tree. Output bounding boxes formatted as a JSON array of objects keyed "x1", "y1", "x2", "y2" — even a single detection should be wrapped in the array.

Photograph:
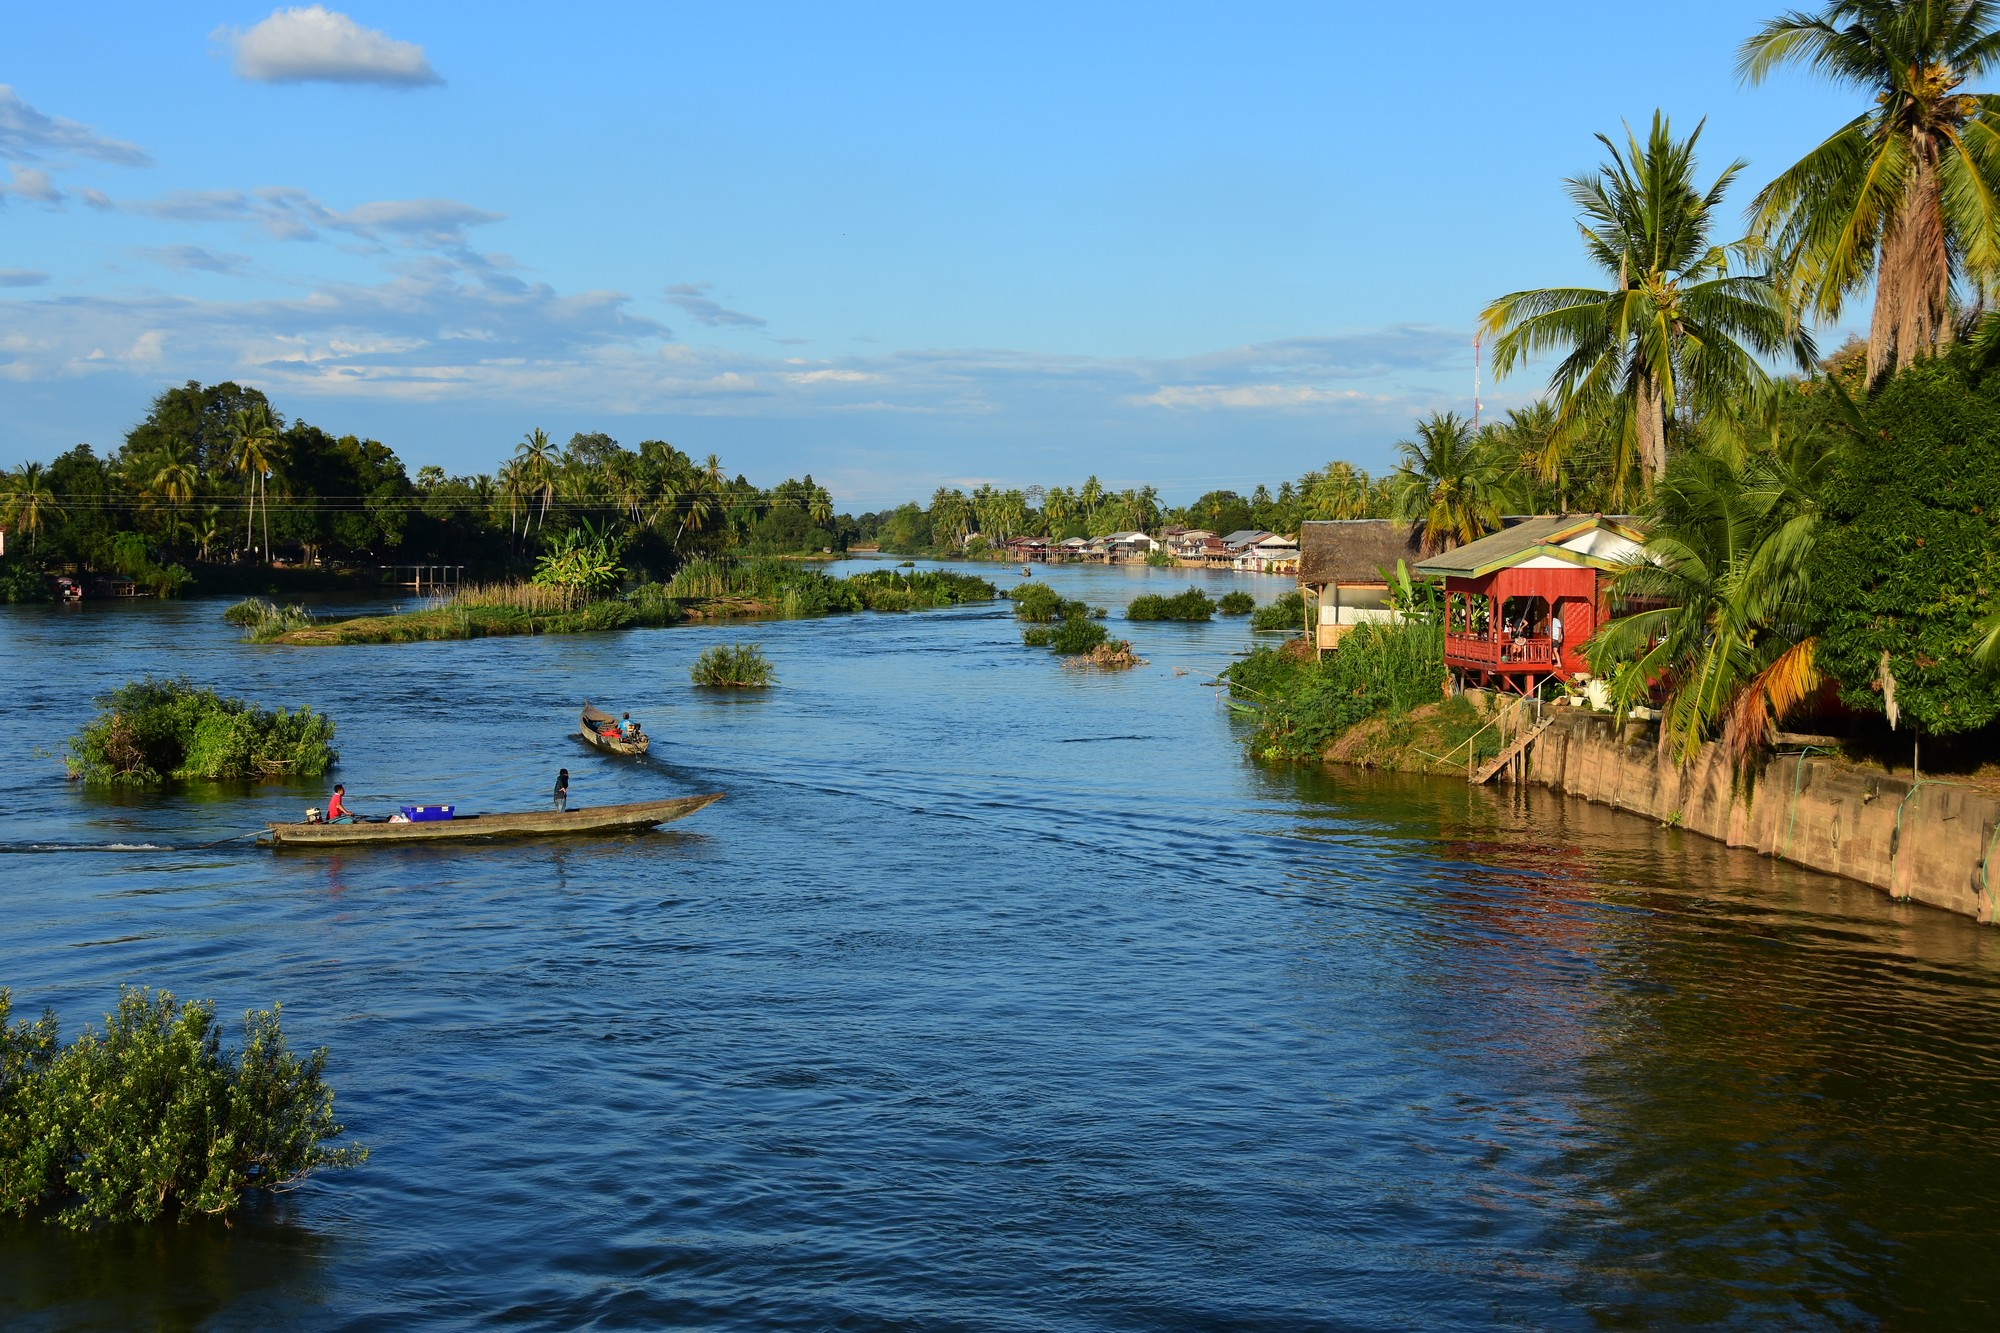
[
  {"x1": 1079, "y1": 475, "x2": 1103, "y2": 520},
  {"x1": 809, "y1": 486, "x2": 834, "y2": 528},
  {"x1": 1302, "y1": 461, "x2": 1373, "y2": 520},
  {"x1": 1483, "y1": 112, "x2": 1814, "y2": 493},
  {"x1": 230, "y1": 405, "x2": 282, "y2": 560},
  {"x1": 148, "y1": 440, "x2": 198, "y2": 553},
  {"x1": 929, "y1": 487, "x2": 970, "y2": 546},
  {"x1": 512, "y1": 429, "x2": 557, "y2": 532},
  {"x1": 1740, "y1": 1, "x2": 2000, "y2": 382},
  {"x1": 2, "y1": 462, "x2": 64, "y2": 554},
  {"x1": 1586, "y1": 429, "x2": 1832, "y2": 762},
  {"x1": 1388, "y1": 412, "x2": 1508, "y2": 554}
]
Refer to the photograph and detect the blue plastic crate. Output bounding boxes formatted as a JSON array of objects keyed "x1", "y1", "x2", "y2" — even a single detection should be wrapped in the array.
[{"x1": 399, "y1": 804, "x2": 455, "y2": 822}]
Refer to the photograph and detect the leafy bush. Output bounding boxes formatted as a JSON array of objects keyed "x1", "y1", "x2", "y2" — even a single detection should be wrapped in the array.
[
  {"x1": 1218, "y1": 590, "x2": 1255, "y2": 615},
  {"x1": 532, "y1": 524, "x2": 627, "y2": 604},
  {"x1": 0, "y1": 987, "x2": 366, "y2": 1228},
  {"x1": 1050, "y1": 617, "x2": 1111, "y2": 655},
  {"x1": 68, "y1": 677, "x2": 338, "y2": 784},
  {"x1": 691, "y1": 642, "x2": 775, "y2": 687},
  {"x1": 1251, "y1": 590, "x2": 1307, "y2": 632},
  {"x1": 623, "y1": 581, "x2": 681, "y2": 626},
  {"x1": 0, "y1": 557, "x2": 50, "y2": 603},
  {"x1": 1810, "y1": 353, "x2": 2000, "y2": 736},
  {"x1": 1223, "y1": 621, "x2": 1444, "y2": 759},
  {"x1": 1126, "y1": 588, "x2": 1214, "y2": 621}
]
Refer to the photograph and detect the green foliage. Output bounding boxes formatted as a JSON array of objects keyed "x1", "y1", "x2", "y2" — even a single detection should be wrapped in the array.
[
  {"x1": 1810, "y1": 354, "x2": 2000, "y2": 736},
  {"x1": 223, "y1": 597, "x2": 318, "y2": 642},
  {"x1": 67, "y1": 677, "x2": 338, "y2": 784},
  {"x1": 0, "y1": 556, "x2": 51, "y2": 603},
  {"x1": 1251, "y1": 590, "x2": 1307, "y2": 632},
  {"x1": 1223, "y1": 622, "x2": 1445, "y2": 759},
  {"x1": 622, "y1": 581, "x2": 681, "y2": 626},
  {"x1": 0, "y1": 987, "x2": 365, "y2": 1228},
  {"x1": 1125, "y1": 588, "x2": 1214, "y2": 621},
  {"x1": 1012, "y1": 581, "x2": 1111, "y2": 653},
  {"x1": 690, "y1": 642, "x2": 775, "y2": 687},
  {"x1": 1217, "y1": 590, "x2": 1255, "y2": 615},
  {"x1": 1049, "y1": 616, "x2": 1111, "y2": 655},
  {"x1": 532, "y1": 523, "x2": 627, "y2": 602}
]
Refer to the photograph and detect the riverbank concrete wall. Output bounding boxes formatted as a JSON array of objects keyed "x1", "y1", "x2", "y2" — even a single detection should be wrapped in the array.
[{"x1": 1517, "y1": 710, "x2": 2000, "y2": 924}]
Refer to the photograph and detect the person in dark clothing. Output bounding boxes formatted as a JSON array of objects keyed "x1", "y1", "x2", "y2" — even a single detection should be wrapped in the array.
[{"x1": 553, "y1": 768, "x2": 570, "y2": 812}]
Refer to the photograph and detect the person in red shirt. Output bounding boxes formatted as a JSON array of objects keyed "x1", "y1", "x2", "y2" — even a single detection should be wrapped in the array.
[{"x1": 327, "y1": 784, "x2": 349, "y2": 822}]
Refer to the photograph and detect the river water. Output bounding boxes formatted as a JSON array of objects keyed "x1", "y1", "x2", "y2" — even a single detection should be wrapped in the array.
[{"x1": 5, "y1": 561, "x2": 2000, "y2": 1330}]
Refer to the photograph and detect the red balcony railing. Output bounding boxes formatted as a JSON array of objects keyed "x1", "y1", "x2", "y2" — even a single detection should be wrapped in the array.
[{"x1": 1445, "y1": 632, "x2": 1557, "y2": 667}]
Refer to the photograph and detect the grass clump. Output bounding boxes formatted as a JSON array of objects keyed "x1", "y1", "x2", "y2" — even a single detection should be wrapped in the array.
[
  {"x1": 1125, "y1": 588, "x2": 1214, "y2": 621},
  {"x1": 224, "y1": 598, "x2": 318, "y2": 642},
  {"x1": 68, "y1": 677, "x2": 338, "y2": 784},
  {"x1": 1218, "y1": 590, "x2": 1255, "y2": 616},
  {"x1": 691, "y1": 642, "x2": 775, "y2": 687},
  {"x1": 1250, "y1": 590, "x2": 1307, "y2": 633},
  {"x1": 1223, "y1": 621, "x2": 1443, "y2": 760},
  {"x1": 0, "y1": 987, "x2": 366, "y2": 1228}
]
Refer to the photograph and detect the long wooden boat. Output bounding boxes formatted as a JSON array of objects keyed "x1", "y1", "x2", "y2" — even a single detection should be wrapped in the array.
[
  {"x1": 580, "y1": 702, "x2": 650, "y2": 756},
  {"x1": 264, "y1": 793, "x2": 721, "y2": 847}
]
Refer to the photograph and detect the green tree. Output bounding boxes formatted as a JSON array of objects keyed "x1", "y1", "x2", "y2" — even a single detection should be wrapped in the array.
[
  {"x1": 513, "y1": 428, "x2": 557, "y2": 532},
  {"x1": 1484, "y1": 112, "x2": 1813, "y2": 495},
  {"x1": 1389, "y1": 412, "x2": 1508, "y2": 554},
  {"x1": 229, "y1": 403, "x2": 283, "y2": 561},
  {"x1": 1740, "y1": 0, "x2": 2000, "y2": 382},
  {"x1": 1809, "y1": 352, "x2": 2000, "y2": 734},
  {"x1": 1, "y1": 462, "x2": 65, "y2": 555}
]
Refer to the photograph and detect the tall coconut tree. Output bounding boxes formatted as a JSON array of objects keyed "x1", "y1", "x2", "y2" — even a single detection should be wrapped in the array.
[
  {"x1": 1740, "y1": 0, "x2": 2000, "y2": 382},
  {"x1": 2, "y1": 462, "x2": 65, "y2": 554},
  {"x1": 1483, "y1": 112, "x2": 1814, "y2": 494},
  {"x1": 1302, "y1": 461, "x2": 1373, "y2": 520},
  {"x1": 229, "y1": 405, "x2": 282, "y2": 561},
  {"x1": 147, "y1": 439, "x2": 198, "y2": 552},
  {"x1": 512, "y1": 428, "x2": 557, "y2": 533},
  {"x1": 1388, "y1": 411, "x2": 1509, "y2": 554}
]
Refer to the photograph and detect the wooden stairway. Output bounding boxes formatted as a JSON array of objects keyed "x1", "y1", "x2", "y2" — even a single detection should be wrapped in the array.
[{"x1": 1470, "y1": 718, "x2": 1554, "y2": 785}]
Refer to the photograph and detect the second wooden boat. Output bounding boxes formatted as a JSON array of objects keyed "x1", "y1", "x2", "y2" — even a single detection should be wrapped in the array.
[
  {"x1": 580, "y1": 702, "x2": 650, "y2": 756},
  {"x1": 264, "y1": 793, "x2": 721, "y2": 847}
]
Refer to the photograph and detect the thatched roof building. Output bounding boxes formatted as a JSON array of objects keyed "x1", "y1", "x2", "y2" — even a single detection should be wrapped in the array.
[{"x1": 1296, "y1": 520, "x2": 1425, "y2": 592}]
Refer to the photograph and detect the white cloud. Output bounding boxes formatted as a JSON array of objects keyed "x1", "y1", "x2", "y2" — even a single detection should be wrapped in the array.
[
  {"x1": 0, "y1": 166, "x2": 63, "y2": 206},
  {"x1": 115, "y1": 186, "x2": 502, "y2": 248},
  {"x1": 134, "y1": 245, "x2": 251, "y2": 274},
  {"x1": 221, "y1": 7, "x2": 442, "y2": 87},
  {"x1": 0, "y1": 86, "x2": 150, "y2": 166},
  {"x1": 664, "y1": 283, "x2": 767, "y2": 329},
  {"x1": 1141, "y1": 384, "x2": 1378, "y2": 410},
  {"x1": 0, "y1": 269, "x2": 49, "y2": 287}
]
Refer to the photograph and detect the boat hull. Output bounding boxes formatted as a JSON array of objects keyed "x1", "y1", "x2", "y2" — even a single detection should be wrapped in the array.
[
  {"x1": 580, "y1": 703, "x2": 650, "y2": 755},
  {"x1": 265, "y1": 793, "x2": 721, "y2": 847}
]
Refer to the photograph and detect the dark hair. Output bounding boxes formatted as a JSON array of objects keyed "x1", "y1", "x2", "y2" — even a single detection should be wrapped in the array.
[{"x1": 334, "y1": 783, "x2": 344, "y2": 793}]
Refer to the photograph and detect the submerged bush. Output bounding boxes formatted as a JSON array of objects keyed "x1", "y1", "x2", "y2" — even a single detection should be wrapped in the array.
[
  {"x1": 691, "y1": 642, "x2": 775, "y2": 687},
  {"x1": 68, "y1": 677, "x2": 338, "y2": 784},
  {"x1": 1049, "y1": 617, "x2": 1111, "y2": 655},
  {"x1": 1126, "y1": 588, "x2": 1214, "y2": 621},
  {"x1": 1218, "y1": 591, "x2": 1255, "y2": 616},
  {"x1": 0, "y1": 987, "x2": 366, "y2": 1228},
  {"x1": 1251, "y1": 590, "x2": 1307, "y2": 633}
]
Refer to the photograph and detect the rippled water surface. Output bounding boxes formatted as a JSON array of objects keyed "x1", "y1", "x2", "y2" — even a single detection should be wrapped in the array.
[{"x1": 6, "y1": 561, "x2": 2000, "y2": 1331}]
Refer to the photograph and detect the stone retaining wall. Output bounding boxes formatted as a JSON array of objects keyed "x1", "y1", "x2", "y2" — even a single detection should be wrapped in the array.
[{"x1": 1520, "y1": 710, "x2": 2000, "y2": 923}]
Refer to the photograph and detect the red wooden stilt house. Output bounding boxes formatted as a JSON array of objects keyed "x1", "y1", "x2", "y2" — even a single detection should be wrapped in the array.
[{"x1": 1414, "y1": 515, "x2": 1646, "y2": 694}]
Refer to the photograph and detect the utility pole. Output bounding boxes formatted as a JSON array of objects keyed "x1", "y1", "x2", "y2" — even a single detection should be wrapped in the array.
[{"x1": 1473, "y1": 330, "x2": 1483, "y2": 430}]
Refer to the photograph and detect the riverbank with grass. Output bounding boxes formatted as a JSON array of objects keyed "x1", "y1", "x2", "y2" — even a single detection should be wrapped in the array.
[
  {"x1": 1223, "y1": 623, "x2": 1450, "y2": 765},
  {"x1": 237, "y1": 561, "x2": 998, "y2": 645}
]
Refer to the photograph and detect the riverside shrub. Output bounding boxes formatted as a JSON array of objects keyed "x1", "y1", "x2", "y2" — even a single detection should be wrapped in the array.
[
  {"x1": 1125, "y1": 588, "x2": 1214, "y2": 621},
  {"x1": 68, "y1": 677, "x2": 338, "y2": 784},
  {"x1": 0, "y1": 987, "x2": 366, "y2": 1228},
  {"x1": 1251, "y1": 591, "x2": 1306, "y2": 633},
  {"x1": 1218, "y1": 591, "x2": 1255, "y2": 615},
  {"x1": 1223, "y1": 621, "x2": 1444, "y2": 759}
]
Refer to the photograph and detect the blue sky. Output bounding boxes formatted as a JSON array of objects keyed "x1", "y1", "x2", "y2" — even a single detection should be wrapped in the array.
[{"x1": 3, "y1": 2, "x2": 1867, "y2": 509}]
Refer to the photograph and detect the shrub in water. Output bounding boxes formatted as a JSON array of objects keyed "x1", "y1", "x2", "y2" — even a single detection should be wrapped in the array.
[
  {"x1": 0, "y1": 987, "x2": 366, "y2": 1228},
  {"x1": 1126, "y1": 588, "x2": 1214, "y2": 621},
  {"x1": 691, "y1": 642, "x2": 776, "y2": 687},
  {"x1": 1251, "y1": 590, "x2": 1307, "y2": 632},
  {"x1": 68, "y1": 677, "x2": 338, "y2": 784},
  {"x1": 1218, "y1": 591, "x2": 1255, "y2": 615},
  {"x1": 1050, "y1": 616, "x2": 1111, "y2": 655}
]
